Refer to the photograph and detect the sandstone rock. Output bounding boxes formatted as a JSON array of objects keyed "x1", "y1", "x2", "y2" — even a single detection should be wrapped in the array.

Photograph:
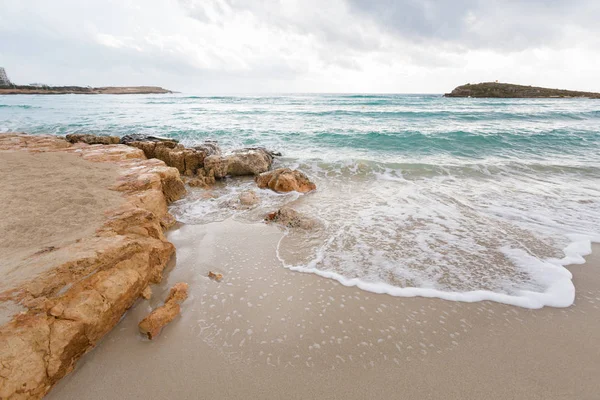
[
  {"x1": 239, "y1": 190, "x2": 259, "y2": 206},
  {"x1": 193, "y1": 141, "x2": 221, "y2": 157},
  {"x1": 141, "y1": 286, "x2": 152, "y2": 300},
  {"x1": 65, "y1": 133, "x2": 120, "y2": 145},
  {"x1": 226, "y1": 148, "x2": 273, "y2": 176},
  {"x1": 255, "y1": 168, "x2": 316, "y2": 193},
  {"x1": 203, "y1": 155, "x2": 229, "y2": 179},
  {"x1": 0, "y1": 134, "x2": 186, "y2": 399},
  {"x1": 265, "y1": 207, "x2": 317, "y2": 229},
  {"x1": 120, "y1": 134, "x2": 178, "y2": 145},
  {"x1": 208, "y1": 271, "x2": 223, "y2": 281},
  {"x1": 138, "y1": 282, "x2": 188, "y2": 340}
]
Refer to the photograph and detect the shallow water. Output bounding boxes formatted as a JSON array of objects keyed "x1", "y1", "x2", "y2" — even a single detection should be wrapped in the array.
[{"x1": 2, "y1": 93, "x2": 599, "y2": 308}]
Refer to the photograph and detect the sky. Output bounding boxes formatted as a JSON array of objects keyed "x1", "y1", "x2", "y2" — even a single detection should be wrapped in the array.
[{"x1": 1, "y1": 0, "x2": 599, "y2": 93}]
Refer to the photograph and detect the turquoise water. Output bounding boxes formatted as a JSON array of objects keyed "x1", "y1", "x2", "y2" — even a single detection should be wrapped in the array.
[{"x1": 2, "y1": 93, "x2": 600, "y2": 308}]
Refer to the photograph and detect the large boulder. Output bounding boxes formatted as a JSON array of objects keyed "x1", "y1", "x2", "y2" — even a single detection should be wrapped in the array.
[
  {"x1": 65, "y1": 133, "x2": 120, "y2": 145},
  {"x1": 265, "y1": 207, "x2": 317, "y2": 229},
  {"x1": 226, "y1": 148, "x2": 273, "y2": 176},
  {"x1": 255, "y1": 168, "x2": 316, "y2": 193}
]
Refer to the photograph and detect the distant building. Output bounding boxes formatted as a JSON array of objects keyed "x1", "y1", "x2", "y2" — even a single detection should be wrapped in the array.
[{"x1": 0, "y1": 67, "x2": 11, "y2": 86}]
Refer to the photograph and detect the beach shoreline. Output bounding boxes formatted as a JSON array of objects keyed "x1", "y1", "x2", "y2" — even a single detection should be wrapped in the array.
[{"x1": 47, "y1": 217, "x2": 600, "y2": 400}]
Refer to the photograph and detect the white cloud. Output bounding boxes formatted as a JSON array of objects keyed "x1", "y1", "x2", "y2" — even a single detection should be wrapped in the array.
[{"x1": 0, "y1": 0, "x2": 599, "y2": 93}]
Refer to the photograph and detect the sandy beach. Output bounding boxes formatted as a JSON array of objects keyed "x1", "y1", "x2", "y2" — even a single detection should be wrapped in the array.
[{"x1": 46, "y1": 218, "x2": 600, "y2": 400}]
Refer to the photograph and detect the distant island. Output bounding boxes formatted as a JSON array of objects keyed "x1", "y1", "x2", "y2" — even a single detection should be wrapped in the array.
[
  {"x1": 445, "y1": 82, "x2": 600, "y2": 99},
  {"x1": 0, "y1": 85, "x2": 172, "y2": 95}
]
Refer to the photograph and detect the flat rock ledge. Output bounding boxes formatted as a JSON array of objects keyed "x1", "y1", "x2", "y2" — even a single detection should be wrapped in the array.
[{"x1": 0, "y1": 133, "x2": 186, "y2": 399}]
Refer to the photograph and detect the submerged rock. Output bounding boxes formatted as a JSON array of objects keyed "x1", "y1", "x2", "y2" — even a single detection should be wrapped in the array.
[
  {"x1": 138, "y1": 282, "x2": 188, "y2": 340},
  {"x1": 65, "y1": 133, "x2": 120, "y2": 145},
  {"x1": 239, "y1": 190, "x2": 259, "y2": 206},
  {"x1": 265, "y1": 207, "x2": 317, "y2": 229},
  {"x1": 255, "y1": 168, "x2": 316, "y2": 193}
]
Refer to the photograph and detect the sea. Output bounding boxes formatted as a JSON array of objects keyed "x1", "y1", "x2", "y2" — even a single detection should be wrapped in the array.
[{"x1": 1, "y1": 93, "x2": 599, "y2": 309}]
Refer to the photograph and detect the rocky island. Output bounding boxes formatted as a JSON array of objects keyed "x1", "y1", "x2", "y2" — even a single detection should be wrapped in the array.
[
  {"x1": 445, "y1": 82, "x2": 600, "y2": 99},
  {"x1": 0, "y1": 85, "x2": 172, "y2": 95}
]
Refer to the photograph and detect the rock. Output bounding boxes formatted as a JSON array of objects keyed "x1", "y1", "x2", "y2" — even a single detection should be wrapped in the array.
[
  {"x1": 65, "y1": 133, "x2": 120, "y2": 145},
  {"x1": 141, "y1": 286, "x2": 152, "y2": 300},
  {"x1": 239, "y1": 190, "x2": 259, "y2": 206},
  {"x1": 208, "y1": 271, "x2": 223, "y2": 281},
  {"x1": 226, "y1": 148, "x2": 273, "y2": 176},
  {"x1": 120, "y1": 134, "x2": 178, "y2": 145},
  {"x1": 0, "y1": 134, "x2": 186, "y2": 399},
  {"x1": 203, "y1": 155, "x2": 229, "y2": 179},
  {"x1": 138, "y1": 282, "x2": 188, "y2": 340},
  {"x1": 255, "y1": 168, "x2": 316, "y2": 193},
  {"x1": 193, "y1": 141, "x2": 221, "y2": 157},
  {"x1": 265, "y1": 207, "x2": 317, "y2": 229}
]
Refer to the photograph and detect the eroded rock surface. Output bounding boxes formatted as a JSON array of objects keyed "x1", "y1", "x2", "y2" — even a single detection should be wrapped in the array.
[
  {"x1": 255, "y1": 168, "x2": 316, "y2": 193},
  {"x1": 0, "y1": 133, "x2": 185, "y2": 399},
  {"x1": 138, "y1": 282, "x2": 188, "y2": 340},
  {"x1": 65, "y1": 133, "x2": 120, "y2": 145},
  {"x1": 265, "y1": 207, "x2": 317, "y2": 230}
]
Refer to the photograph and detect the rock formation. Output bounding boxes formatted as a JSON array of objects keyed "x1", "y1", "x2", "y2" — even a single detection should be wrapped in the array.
[
  {"x1": 65, "y1": 133, "x2": 120, "y2": 145},
  {"x1": 255, "y1": 168, "x2": 316, "y2": 193},
  {"x1": 138, "y1": 282, "x2": 189, "y2": 340},
  {"x1": 445, "y1": 82, "x2": 600, "y2": 98},
  {"x1": 0, "y1": 133, "x2": 185, "y2": 399},
  {"x1": 265, "y1": 207, "x2": 317, "y2": 230}
]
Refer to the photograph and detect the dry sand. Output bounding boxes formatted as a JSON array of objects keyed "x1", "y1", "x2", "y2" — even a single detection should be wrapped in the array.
[
  {"x1": 46, "y1": 219, "x2": 600, "y2": 400},
  {"x1": 0, "y1": 150, "x2": 124, "y2": 292}
]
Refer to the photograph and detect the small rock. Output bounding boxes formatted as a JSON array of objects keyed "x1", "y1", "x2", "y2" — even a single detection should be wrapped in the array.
[
  {"x1": 239, "y1": 190, "x2": 259, "y2": 206},
  {"x1": 208, "y1": 271, "x2": 223, "y2": 281},
  {"x1": 255, "y1": 168, "x2": 316, "y2": 193},
  {"x1": 138, "y1": 282, "x2": 188, "y2": 339},
  {"x1": 265, "y1": 207, "x2": 317, "y2": 229},
  {"x1": 141, "y1": 286, "x2": 152, "y2": 300}
]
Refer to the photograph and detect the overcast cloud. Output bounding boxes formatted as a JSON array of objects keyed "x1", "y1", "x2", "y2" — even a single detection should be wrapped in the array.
[{"x1": 0, "y1": 0, "x2": 598, "y2": 93}]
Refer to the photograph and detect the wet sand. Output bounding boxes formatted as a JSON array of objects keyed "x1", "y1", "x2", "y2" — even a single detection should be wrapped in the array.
[{"x1": 47, "y1": 219, "x2": 600, "y2": 400}]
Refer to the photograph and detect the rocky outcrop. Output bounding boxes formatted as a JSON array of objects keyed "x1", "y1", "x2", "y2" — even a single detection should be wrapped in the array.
[
  {"x1": 445, "y1": 82, "x2": 600, "y2": 98},
  {"x1": 255, "y1": 168, "x2": 316, "y2": 193},
  {"x1": 65, "y1": 133, "x2": 120, "y2": 145},
  {"x1": 0, "y1": 134, "x2": 185, "y2": 399},
  {"x1": 66, "y1": 134, "x2": 278, "y2": 182},
  {"x1": 0, "y1": 86, "x2": 172, "y2": 95},
  {"x1": 265, "y1": 207, "x2": 317, "y2": 230},
  {"x1": 138, "y1": 282, "x2": 188, "y2": 340}
]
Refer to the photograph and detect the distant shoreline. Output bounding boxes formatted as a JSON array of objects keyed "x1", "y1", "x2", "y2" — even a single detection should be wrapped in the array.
[
  {"x1": 445, "y1": 82, "x2": 600, "y2": 99},
  {"x1": 0, "y1": 85, "x2": 172, "y2": 95}
]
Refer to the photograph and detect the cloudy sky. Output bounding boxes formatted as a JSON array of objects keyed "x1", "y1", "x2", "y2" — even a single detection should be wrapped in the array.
[{"x1": 1, "y1": 0, "x2": 599, "y2": 93}]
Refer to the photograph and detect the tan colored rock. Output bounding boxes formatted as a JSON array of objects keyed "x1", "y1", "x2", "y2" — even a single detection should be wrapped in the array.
[
  {"x1": 265, "y1": 207, "x2": 317, "y2": 230},
  {"x1": 138, "y1": 282, "x2": 188, "y2": 339},
  {"x1": 239, "y1": 190, "x2": 259, "y2": 206},
  {"x1": 65, "y1": 133, "x2": 120, "y2": 145},
  {"x1": 208, "y1": 271, "x2": 223, "y2": 281},
  {"x1": 255, "y1": 168, "x2": 316, "y2": 193},
  {"x1": 0, "y1": 133, "x2": 186, "y2": 399},
  {"x1": 226, "y1": 149, "x2": 273, "y2": 176},
  {"x1": 203, "y1": 154, "x2": 229, "y2": 179},
  {"x1": 141, "y1": 286, "x2": 152, "y2": 300}
]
